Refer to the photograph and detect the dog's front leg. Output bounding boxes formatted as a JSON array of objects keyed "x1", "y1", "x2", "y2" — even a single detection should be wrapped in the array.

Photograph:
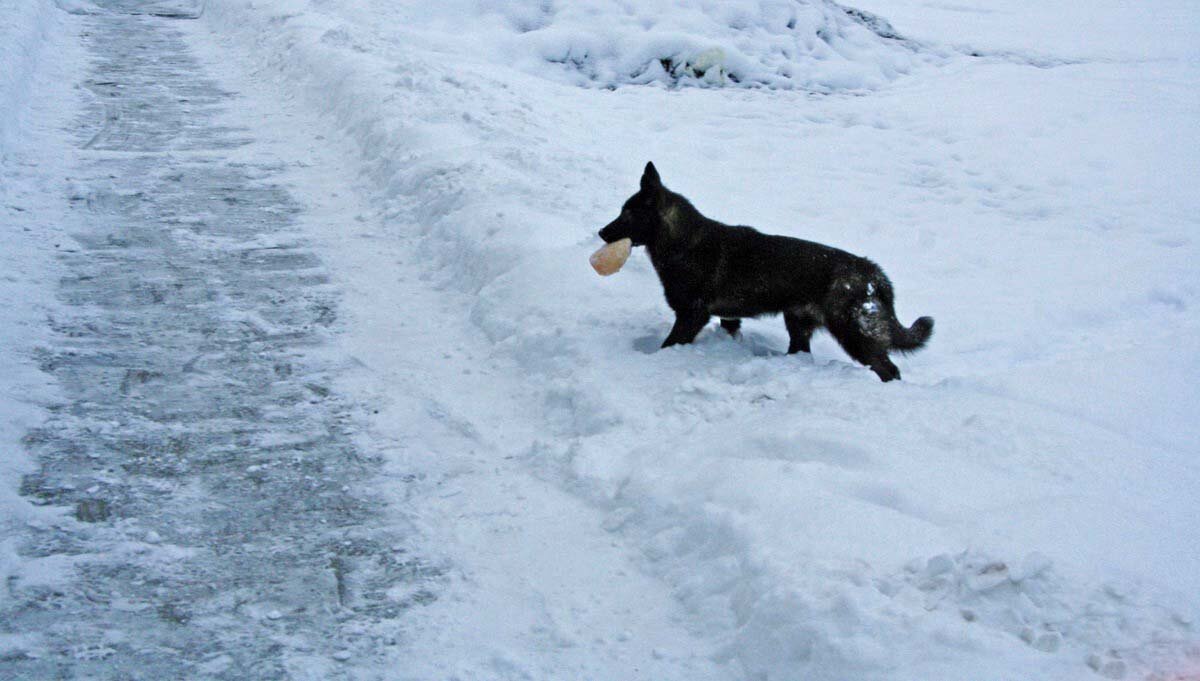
[{"x1": 661, "y1": 309, "x2": 711, "y2": 348}]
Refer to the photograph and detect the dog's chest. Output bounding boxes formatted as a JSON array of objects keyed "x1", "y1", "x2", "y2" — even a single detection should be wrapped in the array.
[{"x1": 709, "y1": 301, "x2": 751, "y2": 317}]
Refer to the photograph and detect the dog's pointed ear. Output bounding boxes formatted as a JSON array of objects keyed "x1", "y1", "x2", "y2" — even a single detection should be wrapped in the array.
[{"x1": 641, "y1": 162, "x2": 662, "y2": 192}]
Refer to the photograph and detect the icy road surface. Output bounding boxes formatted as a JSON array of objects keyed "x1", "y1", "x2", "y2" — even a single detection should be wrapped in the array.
[{"x1": 1, "y1": 4, "x2": 433, "y2": 677}]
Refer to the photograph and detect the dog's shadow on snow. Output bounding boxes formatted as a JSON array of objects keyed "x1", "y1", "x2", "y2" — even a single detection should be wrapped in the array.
[{"x1": 632, "y1": 330, "x2": 785, "y2": 357}]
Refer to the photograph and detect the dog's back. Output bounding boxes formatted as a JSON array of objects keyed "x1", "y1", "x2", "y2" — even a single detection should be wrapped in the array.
[{"x1": 705, "y1": 226, "x2": 861, "y2": 317}]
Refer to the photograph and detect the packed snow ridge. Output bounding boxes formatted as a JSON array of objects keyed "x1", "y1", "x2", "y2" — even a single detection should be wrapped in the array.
[{"x1": 408, "y1": 0, "x2": 930, "y2": 91}]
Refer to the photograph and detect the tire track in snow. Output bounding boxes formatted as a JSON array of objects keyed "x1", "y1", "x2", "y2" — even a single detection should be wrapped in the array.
[{"x1": 1, "y1": 5, "x2": 435, "y2": 678}]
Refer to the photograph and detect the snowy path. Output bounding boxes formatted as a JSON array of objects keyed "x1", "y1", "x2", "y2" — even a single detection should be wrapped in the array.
[
  {"x1": 2, "y1": 5, "x2": 430, "y2": 677},
  {"x1": 2, "y1": 3, "x2": 732, "y2": 679}
]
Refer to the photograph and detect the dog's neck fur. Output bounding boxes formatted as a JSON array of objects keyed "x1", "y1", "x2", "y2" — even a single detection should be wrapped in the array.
[{"x1": 650, "y1": 191, "x2": 712, "y2": 258}]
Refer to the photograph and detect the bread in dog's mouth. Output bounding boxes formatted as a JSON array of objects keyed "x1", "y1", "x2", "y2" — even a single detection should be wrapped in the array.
[{"x1": 590, "y1": 238, "x2": 632, "y2": 276}]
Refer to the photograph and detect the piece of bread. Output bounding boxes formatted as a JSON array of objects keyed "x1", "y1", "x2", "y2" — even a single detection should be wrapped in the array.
[{"x1": 590, "y1": 238, "x2": 632, "y2": 276}]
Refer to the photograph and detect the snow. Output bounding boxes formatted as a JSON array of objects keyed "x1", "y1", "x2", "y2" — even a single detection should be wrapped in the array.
[
  {"x1": 0, "y1": 2, "x2": 52, "y2": 156},
  {"x1": 4, "y1": 0, "x2": 1200, "y2": 679},
  {"x1": 193, "y1": 0, "x2": 1200, "y2": 675},
  {"x1": 850, "y1": 0, "x2": 1200, "y2": 63},
  {"x1": 331, "y1": 0, "x2": 934, "y2": 91},
  {"x1": 0, "y1": 0, "x2": 85, "y2": 608}
]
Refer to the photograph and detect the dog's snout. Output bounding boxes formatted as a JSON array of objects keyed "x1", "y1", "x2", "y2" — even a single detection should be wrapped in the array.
[{"x1": 598, "y1": 220, "x2": 621, "y2": 243}]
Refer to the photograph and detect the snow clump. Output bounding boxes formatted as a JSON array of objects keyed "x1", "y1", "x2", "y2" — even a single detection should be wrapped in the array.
[{"x1": 430, "y1": 0, "x2": 931, "y2": 91}]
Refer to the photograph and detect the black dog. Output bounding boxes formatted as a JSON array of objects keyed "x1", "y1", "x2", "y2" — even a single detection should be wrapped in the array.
[{"x1": 598, "y1": 162, "x2": 933, "y2": 382}]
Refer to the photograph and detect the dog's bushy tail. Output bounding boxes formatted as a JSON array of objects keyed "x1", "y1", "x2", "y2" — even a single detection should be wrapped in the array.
[{"x1": 891, "y1": 316, "x2": 934, "y2": 352}]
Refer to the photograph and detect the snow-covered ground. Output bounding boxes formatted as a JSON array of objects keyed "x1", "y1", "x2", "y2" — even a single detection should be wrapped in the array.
[
  {"x1": 4, "y1": 0, "x2": 1199, "y2": 679},
  {"x1": 0, "y1": 0, "x2": 85, "y2": 606}
]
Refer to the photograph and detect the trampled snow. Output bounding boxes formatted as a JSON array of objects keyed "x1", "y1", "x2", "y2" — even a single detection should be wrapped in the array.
[{"x1": 3, "y1": 0, "x2": 1199, "y2": 679}]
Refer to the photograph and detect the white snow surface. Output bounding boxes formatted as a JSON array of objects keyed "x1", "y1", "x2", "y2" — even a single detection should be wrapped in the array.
[
  {"x1": 0, "y1": 0, "x2": 85, "y2": 609},
  {"x1": 194, "y1": 0, "x2": 1200, "y2": 677},
  {"x1": 358, "y1": 0, "x2": 932, "y2": 91},
  {"x1": 1, "y1": 1, "x2": 62, "y2": 157},
  {"x1": 3, "y1": 0, "x2": 1199, "y2": 679}
]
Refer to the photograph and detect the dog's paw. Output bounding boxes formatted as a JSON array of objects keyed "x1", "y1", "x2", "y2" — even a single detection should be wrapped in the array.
[{"x1": 872, "y1": 361, "x2": 901, "y2": 382}]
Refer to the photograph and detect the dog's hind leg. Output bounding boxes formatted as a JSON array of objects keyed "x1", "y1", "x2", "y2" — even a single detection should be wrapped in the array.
[
  {"x1": 662, "y1": 309, "x2": 711, "y2": 348},
  {"x1": 783, "y1": 309, "x2": 820, "y2": 354},
  {"x1": 827, "y1": 320, "x2": 901, "y2": 382},
  {"x1": 720, "y1": 318, "x2": 741, "y2": 337},
  {"x1": 823, "y1": 278, "x2": 903, "y2": 380},
  {"x1": 868, "y1": 356, "x2": 901, "y2": 382}
]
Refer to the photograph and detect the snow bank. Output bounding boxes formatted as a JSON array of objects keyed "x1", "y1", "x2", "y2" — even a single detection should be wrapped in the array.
[
  {"x1": 0, "y1": 0, "x2": 57, "y2": 590},
  {"x1": 0, "y1": 1, "x2": 61, "y2": 156},
  {"x1": 0, "y1": 0, "x2": 84, "y2": 605},
  {"x1": 385, "y1": 0, "x2": 931, "y2": 91},
  {"x1": 199, "y1": 0, "x2": 1200, "y2": 678},
  {"x1": 259, "y1": 0, "x2": 943, "y2": 92}
]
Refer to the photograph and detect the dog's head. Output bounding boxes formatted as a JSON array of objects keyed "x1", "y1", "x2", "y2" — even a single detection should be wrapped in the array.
[{"x1": 599, "y1": 162, "x2": 668, "y2": 247}]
